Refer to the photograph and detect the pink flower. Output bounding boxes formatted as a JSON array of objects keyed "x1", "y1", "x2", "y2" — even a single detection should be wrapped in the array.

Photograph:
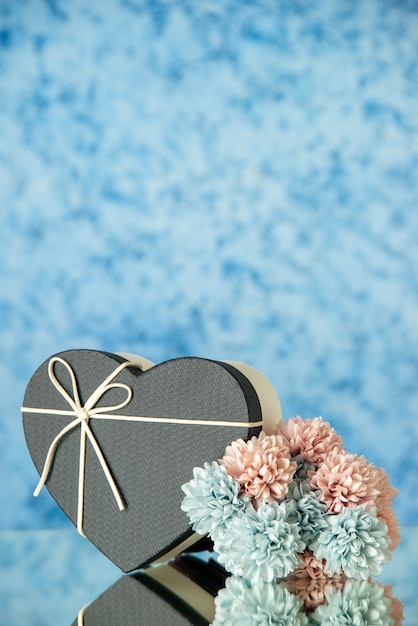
[
  {"x1": 377, "y1": 502, "x2": 401, "y2": 550},
  {"x1": 373, "y1": 467, "x2": 400, "y2": 550},
  {"x1": 375, "y1": 466, "x2": 399, "y2": 503},
  {"x1": 220, "y1": 431, "x2": 296, "y2": 503},
  {"x1": 284, "y1": 550, "x2": 346, "y2": 610},
  {"x1": 275, "y1": 416, "x2": 343, "y2": 465},
  {"x1": 310, "y1": 450, "x2": 381, "y2": 513},
  {"x1": 284, "y1": 576, "x2": 329, "y2": 610},
  {"x1": 292, "y1": 549, "x2": 338, "y2": 580},
  {"x1": 384, "y1": 584, "x2": 404, "y2": 626}
]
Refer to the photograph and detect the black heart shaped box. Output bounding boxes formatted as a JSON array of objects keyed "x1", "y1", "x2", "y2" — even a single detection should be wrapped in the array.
[
  {"x1": 71, "y1": 555, "x2": 229, "y2": 626},
  {"x1": 22, "y1": 349, "x2": 281, "y2": 572}
]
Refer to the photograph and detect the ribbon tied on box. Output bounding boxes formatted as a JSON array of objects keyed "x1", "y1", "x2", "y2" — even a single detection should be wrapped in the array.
[
  {"x1": 22, "y1": 357, "x2": 264, "y2": 538},
  {"x1": 26, "y1": 356, "x2": 142, "y2": 537}
]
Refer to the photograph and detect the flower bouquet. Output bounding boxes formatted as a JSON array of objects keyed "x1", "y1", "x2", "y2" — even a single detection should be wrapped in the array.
[{"x1": 181, "y1": 417, "x2": 399, "y2": 583}]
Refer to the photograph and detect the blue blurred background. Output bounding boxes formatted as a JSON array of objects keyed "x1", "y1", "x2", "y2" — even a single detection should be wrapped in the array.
[{"x1": 0, "y1": 0, "x2": 417, "y2": 531}]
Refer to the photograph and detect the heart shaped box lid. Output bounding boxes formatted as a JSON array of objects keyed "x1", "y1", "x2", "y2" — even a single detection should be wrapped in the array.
[{"x1": 22, "y1": 349, "x2": 281, "y2": 572}]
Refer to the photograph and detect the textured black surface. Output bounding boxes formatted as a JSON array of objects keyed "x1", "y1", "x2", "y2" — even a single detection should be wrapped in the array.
[{"x1": 22, "y1": 350, "x2": 262, "y2": 571}]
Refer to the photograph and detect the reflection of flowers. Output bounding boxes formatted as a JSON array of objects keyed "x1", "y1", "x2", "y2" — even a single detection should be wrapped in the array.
[
  {"x1": 310, "y1": 579, "x2": 395, "y2": 625},
  {"x1": 284, "y1": 575, "x2": 345, "y2": 612},
  {"x1": 312, "y1": 506, "x2": 391, "y2": 579},
  {"x1": 212, "y1": 575, "x2": 308, "y2": 626},
  {"x1": 212, "y1": 575, "x2": 402, "y2": 625},
  {"x1": 216, "y1": 501, "x2": 304, "y2": 583},
  {"x1": 384, "y1": 584, "x2": 404, "y2": 626},
  {"x1": 182, "y1": 416, "x2": 399, "y2": 583},
  {"x1": 292, "y1": 549, "x2": 338, "y2": 580},
  {"x1": 283, "y1": 550, "x2": 346, "y2": 611}
]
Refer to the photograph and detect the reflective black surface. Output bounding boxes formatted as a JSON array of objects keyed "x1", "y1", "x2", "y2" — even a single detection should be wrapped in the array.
[{"x1": 1, "y1": 527, "x2": 416, "y2": 625}]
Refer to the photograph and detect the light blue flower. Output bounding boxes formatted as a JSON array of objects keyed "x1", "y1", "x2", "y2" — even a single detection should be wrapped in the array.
[
  {"x1": 286, "y1": 484, "x2": 328, "y2": 545},
  {"x1": 181, "y1": 461, "x2": 246, "y2": 539},
  {"x1": 312, "y1": 506, "x2": 391, "y2": 579},
  {"x1": 290, "y1": 455, "x2": 316, "y2": 487},
  {"x1": 215, "y1": 500, "x2": 305, "y2": 583},
  {"x1": 310, "y1": 579, "x2": 394, "y2": 625},
  {"x1": 212, "y1": 575, "x2": 308, "y2": 626}
]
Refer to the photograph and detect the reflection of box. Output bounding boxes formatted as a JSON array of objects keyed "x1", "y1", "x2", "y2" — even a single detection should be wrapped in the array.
[
  {"x1": 22, "y1": 349, "x2": 264, "y2": 571},
  {"x1": 71, "y1": 556, "x2": 228, "y2": 626}
]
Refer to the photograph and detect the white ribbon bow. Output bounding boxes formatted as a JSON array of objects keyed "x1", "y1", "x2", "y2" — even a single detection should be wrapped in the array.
[{"x1": 30, "y1": 356, "x2": 142, "y2": 536}]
